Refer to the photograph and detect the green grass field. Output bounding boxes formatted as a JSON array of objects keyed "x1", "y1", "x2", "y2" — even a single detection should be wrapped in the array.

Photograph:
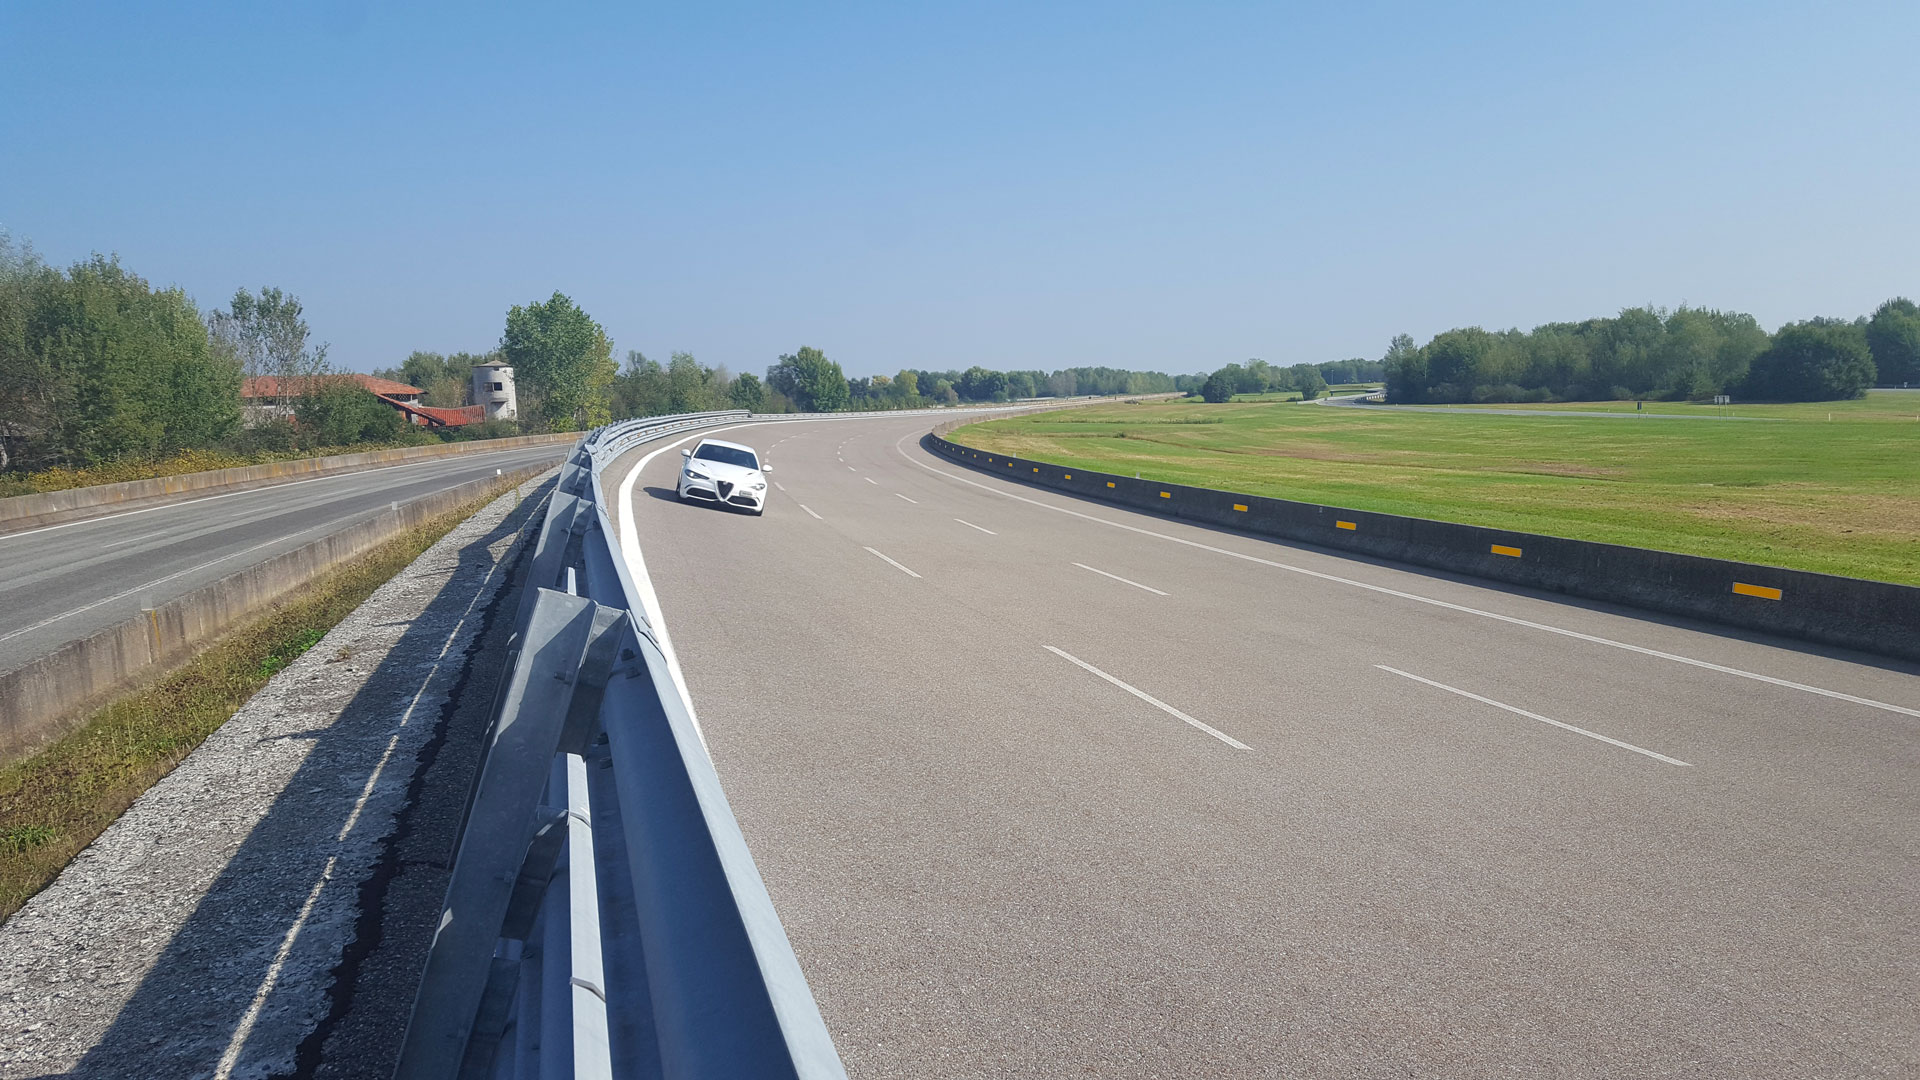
[{"x1": 951, "y1": 392, "x2": 1920, "y2": 584}]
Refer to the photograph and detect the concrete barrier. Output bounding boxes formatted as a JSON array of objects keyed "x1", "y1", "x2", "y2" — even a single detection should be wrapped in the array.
[
  {"x1": 0, "y1": 464, "x2": 555, "y2": 766},
  {"x1": 927, "y1": 424, "x2": 1920, "y2": 663},
  {"x1": 0, "y1": 432, "x2": 577, "y2": 534}
]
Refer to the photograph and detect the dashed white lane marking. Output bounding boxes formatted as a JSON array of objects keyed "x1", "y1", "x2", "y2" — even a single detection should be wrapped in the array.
[
  {"x1": 865, "y1": 547, "x2": 921, "y2": 578},
  {"x1": 1376, "y1": 665, "x2": 1693, "y2": 767},
  {"x1": 773, "y1": 481, "x2": 786, "y2": 492},
  {"x1": 954, "y1": 519, "x2": 996, "y2": 535},
  {"x1": 1044, "y1": 645, "x2": 1250, "y2": 750},
  {"x1": 1073, "y1": 562, "x2": 1168, "y2": 596},
  {"x1": 865, "y1": 477, "x2": 878, "y2": 486},
  {"x1": 847, "y1": 466, "x2": 858, "y2": 473},
  {"x1": 895, "y1": 493, "x2": 918, "y2": 504},
  {"x1": 800, "y1": 504, "x2": 823, "y2": 520},
  {"x1": 892, "y1": 432, "x2": 1920, "y2": 721}
]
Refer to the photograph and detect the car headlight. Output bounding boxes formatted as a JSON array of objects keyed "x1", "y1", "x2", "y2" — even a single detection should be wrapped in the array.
[
  {"x1": 751, "y1": 482, "x2": 766, "y2": 491},
  {"x1": 685, "y1": 469, "x2": 708, "y2": 481}
]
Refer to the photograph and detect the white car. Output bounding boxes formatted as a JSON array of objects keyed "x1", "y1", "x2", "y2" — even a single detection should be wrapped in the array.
[{"x1": 677, "y1": 438, "x2": 771, "y2": 515}]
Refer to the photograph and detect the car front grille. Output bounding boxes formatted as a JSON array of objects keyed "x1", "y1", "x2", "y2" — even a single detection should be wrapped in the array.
[{"x1": 717, "y1": 480, "x2": 734, "y2": 500}]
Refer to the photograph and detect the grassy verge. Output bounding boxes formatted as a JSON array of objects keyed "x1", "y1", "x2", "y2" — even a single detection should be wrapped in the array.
[
  {"x1": 0, "y1": 485, "x2": 520, "y2": 922},
  {"x1": 952, "y1": 393, "x2": 1920, "y2": 584}
]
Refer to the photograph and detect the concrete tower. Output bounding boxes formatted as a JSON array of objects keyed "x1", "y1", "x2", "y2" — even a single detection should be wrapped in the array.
[{"x1": 470, "y1": 360, "x2": 517, "y2": 421}]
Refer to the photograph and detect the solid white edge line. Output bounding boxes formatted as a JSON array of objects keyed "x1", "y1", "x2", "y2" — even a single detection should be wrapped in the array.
[
  {"x1": 954, "y1": 518, "x2": 996, "y2": 535},
  {"x1": 0, "y1": 445, "x2": 562, "y2": 542},
  {"x1": 0, "y1": 529, "x2": 302, "y2": 644},
  {"x1": 1072, "y1": 562, "x2": 1168, "y2": 596},
  {"x1": 619, "y1": 425, "x2": 780, "y2": 743},
  {"x1": 891, "y1": 430, "x2": 1920, "y2": 721},
  {"x1": 800, "y1": 504, "x2": 822, "y2": 520},
  {"x1": 894, "y1": 493, "x2": 917, "y2": 504},
  {"x1": 864, "y1": 546, "x2": 921, "y2": 578},
  {"x1": 1376, "y1": 665, "x2": 1693, "y2": 767},
  {"x1": 1044, "y1": 645, "x2": 1250, "y2": 749}
]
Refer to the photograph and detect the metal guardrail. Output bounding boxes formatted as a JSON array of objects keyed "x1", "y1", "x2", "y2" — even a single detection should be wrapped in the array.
[
  {"x1": 395, "y1": 401, "x2": 1071, "y2": 1078},
  {"x1": 393, "y1": 410, "x2": 846, "y2": 1080}
]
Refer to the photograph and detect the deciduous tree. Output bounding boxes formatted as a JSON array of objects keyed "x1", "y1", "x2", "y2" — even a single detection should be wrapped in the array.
[
  {"x1": 766, "y1": 347, "x2": 849, "y2": 412},
  {"x1": 501, "y1": 292, "x2": 615, "y2": 429},
  {"x1": 1866, "y1": 298, "x2": 1920, "y2": 386},
  {"x1": 1744, "y1": 319, "x2": 1875, "y2": 401}
]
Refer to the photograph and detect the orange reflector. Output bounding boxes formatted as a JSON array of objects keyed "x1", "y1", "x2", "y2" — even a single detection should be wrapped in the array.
[
  {"x1": 1335, "y1": 520, "x2": 1357, "y2": 531},
  {"x1": 1106, "y1": 482, "x2": 1115, "y2": 488},
  {"x1": 1732, "y1": 582, "x2": 1783, "y2": 600},
  {"x1": 1491, "y1": 544, "x2": 1522, "y2": 558},
  {"x1": 1159, "y1": 491, "x2": 1171, "y2": 498},
  {"x1": 1233, "y1": 503, "x2": 1248, "y2": 512}
]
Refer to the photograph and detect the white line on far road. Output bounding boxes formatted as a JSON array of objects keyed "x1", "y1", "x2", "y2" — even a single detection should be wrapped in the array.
[
  {"x1": 865, "y1": 477, "x2": 878, "y2": 485},
  {"x1": 894, "y1": 493, "x2": 918, "y2": 503},
  {"x1": 1044, "y1": 646, "x2": 1250, "y2": 749},
  {"x1": 1073, "y1": 562, "x2": 1168, "y2": 596},
  {"x1": 1375, "y1": 665, "x2": 1693, "y2": 767},
  {"x1": 773, "y1": 481, "x2": 786, "y2": 492},
  {"x1": 864, "y1": 547, "x2": 921, "y2": 578},
  {"x1": 954, "y1": 519, "x2": 996, "y2": 535},
  {"x1": 800, "y1": 504, "x2": 822, "y2": 520},
  {"x1": 847, "y1": 466, "x2": 858, "y2": 473}
]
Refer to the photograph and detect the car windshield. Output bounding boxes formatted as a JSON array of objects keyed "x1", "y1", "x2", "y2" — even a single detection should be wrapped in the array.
[{"x1": 693, "y1": 444, "x2": 759, "y2": 469}]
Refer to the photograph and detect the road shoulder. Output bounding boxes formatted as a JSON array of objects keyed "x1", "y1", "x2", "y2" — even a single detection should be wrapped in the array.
[{"x1": 0, "y1": 472, "x2": 550, "y2": 1079}]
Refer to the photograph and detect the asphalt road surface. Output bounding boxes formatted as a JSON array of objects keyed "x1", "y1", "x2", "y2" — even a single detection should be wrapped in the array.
[
  {"x1": 0, "y1": 444, "x2": 567, "y2": 676},
  {"x1": 616, "y1": 413, "x2": 1919, "y2": 1079}
]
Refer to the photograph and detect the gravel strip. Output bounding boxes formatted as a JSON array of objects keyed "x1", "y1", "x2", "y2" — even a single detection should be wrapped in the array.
[{"x1": 0, "y1": 473, "x2": 552, "y2": 1079}]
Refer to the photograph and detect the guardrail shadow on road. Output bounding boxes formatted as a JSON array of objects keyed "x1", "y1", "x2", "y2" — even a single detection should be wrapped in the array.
[{"x1": 50, "y1": 479, "x2": 552, "y2": 1079}]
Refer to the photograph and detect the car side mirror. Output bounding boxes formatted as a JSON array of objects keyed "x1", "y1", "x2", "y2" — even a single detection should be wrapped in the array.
[
  {"x1": 680, "y1": 448, "x2": 692, "y2": 458},
  {"x1": 762, "y1": 464, "x2": 773, "y2": 472}
]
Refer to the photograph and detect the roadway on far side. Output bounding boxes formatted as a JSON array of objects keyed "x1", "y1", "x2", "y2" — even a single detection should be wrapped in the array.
[
  {"x1": 0, "y1": 443, "x2": 568, "y2": 676},
  {"x1": 618, "y1": 412, "x2": 1920, "y2": 1079},
  {"x1": 1314, "y1": 392, "x2": 1770, "y2": 418}
]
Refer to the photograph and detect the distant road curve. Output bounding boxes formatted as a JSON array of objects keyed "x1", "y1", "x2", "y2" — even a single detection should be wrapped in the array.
[
  {"x1": 1313, "y1": 392, "x2": 1768, "y2": 419},
  {"x1": 0, "y1": 442, "x2": 568, "y2": 676}
]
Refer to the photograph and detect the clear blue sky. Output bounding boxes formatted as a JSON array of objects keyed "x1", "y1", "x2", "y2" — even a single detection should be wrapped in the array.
[{"x1": 3, "y1": 1, "x2": 1916, "y2": 379}]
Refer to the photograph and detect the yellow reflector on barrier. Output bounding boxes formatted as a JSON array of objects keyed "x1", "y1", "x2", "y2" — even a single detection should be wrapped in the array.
[
  {"x1": 1159, "y1": 491, "x2": 1171, "y2": 498},
  {"x1": 1733, "y1": 582, "x2": 1783, "y2": 600},
  {"x1": 1106, "y1": 482, "x2": 1115, "y2": 488},
  {"x1": 1064, "y1": 474, "x2": 1071, "y2": 479},
  {"x1": 1491, "y1": 544, "x2": 1522, "y2": 558},
  {"x1": 1233, "y1": 503, "x2": 1248, "y2": 512},
  {"x1": 1335, "y1": 520, "x2": 1357, "y2": 530},
  {"x1": 1033, "y1": 467, "x2": 1039, "y2": 472}
]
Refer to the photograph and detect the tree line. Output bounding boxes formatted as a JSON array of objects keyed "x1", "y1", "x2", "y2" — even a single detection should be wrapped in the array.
[
  {"x1": 1193, "y1": 357, "x2": 1389, "y2": 403},
  {"x1": 607, "y1": 348, "x2": 1187, "y2": 419},
  {"x1": 1380, "y1": 301, "x2": 1919, "y2": 405}
]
